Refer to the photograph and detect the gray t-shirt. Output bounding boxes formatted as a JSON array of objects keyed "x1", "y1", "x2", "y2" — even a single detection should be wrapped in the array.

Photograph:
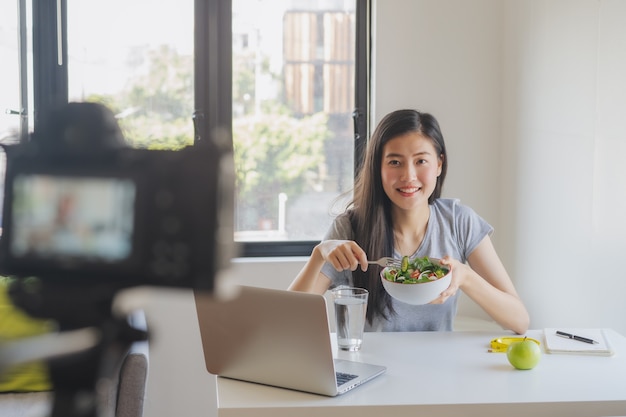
[{"x1": 321, "y1": 198, "x2": 493, "y2": 332}]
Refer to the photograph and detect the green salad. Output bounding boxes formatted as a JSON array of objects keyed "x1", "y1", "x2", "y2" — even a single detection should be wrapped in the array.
[{"x1": 382, "y1": 256, "x2": 449, "y2": 284}]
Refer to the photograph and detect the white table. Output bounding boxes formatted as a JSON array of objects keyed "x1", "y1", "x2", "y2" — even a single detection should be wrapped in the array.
[{"x1": 214, "y1": 329, "x2": 626, "y2": 417}]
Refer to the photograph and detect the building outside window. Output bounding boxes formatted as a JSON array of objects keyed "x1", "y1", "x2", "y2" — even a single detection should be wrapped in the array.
[{"x1": 233, "y1": 1, "x2": 355, "y2": 243}]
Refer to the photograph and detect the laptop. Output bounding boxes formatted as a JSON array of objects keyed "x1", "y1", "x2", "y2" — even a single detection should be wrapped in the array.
[{"x1": 194, "y1": 285, "x2": 386, "y2": 396}]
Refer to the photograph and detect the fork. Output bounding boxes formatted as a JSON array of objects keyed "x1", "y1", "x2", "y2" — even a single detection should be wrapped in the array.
[{"x1": 367, "y1": 257, "x2": 402, "y2": 268}]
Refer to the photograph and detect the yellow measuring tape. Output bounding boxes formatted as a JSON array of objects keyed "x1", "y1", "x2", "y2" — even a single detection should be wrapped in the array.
[{"x1": 489, "y1": 336, "x2": 541, "y2": 353}]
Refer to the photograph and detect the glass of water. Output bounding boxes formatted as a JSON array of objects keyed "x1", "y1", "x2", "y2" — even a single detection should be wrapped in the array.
[{"x1": 331, "y1": 286, "x2": 369, "y2": 351}]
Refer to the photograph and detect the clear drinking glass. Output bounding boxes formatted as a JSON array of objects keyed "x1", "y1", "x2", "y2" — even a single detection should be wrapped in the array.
[{"x1": 331, "y1": 287, "x2": 368, "y2": 351}]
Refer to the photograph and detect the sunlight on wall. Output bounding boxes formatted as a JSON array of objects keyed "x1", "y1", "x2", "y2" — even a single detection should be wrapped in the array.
[{"x1": 502, "y1": 0, "x2": 626, "y2": 335}]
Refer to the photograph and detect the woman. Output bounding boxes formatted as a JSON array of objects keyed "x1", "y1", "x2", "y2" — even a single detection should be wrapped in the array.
[{"x1": 289, "y1": 109, "x2": 529, "y2": 334}]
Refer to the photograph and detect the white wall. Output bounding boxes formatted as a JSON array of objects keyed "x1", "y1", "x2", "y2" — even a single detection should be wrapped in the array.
[
  {"x1": 373, "y1": 0, "x2": 626, "y2": 334},
  {"x1": 499, "y1": 0, "x2": 626, "y2": 333}
]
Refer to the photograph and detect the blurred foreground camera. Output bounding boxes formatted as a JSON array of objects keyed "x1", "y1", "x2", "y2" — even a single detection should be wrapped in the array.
[
  {"x1": 0, "y1": 102, "x2": 236, "y2": 417},
  {"x1": 0, "y1": 103, "x2": 236, "y2": 292}
]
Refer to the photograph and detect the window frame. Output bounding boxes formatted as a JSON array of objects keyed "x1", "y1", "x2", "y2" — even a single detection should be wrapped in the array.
[
  {"x1": 26, "y1": 0, "x2": 370, "y2": 258},
  {"x1": 234, "y1": 0, "x2": 370, "y2": 257},
  {"x1": 32, "y1": 0, "x2": 68, "y2": 132}
]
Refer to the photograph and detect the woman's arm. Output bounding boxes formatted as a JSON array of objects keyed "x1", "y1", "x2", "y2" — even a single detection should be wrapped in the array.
[
  {"x1": 288, "y1": 245, "x2": 332, "y2": 294},
  {"x1": 438, "y1": 236, "x2": 530, "y2": 334},
  {"x1": 288, "y1": 240, "x2": 368, "y2": 294}
]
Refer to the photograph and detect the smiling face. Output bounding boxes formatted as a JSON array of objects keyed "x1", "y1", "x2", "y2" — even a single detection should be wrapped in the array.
[{"x1": 381, "y1": 131, "x2": 443, "y2": 212}]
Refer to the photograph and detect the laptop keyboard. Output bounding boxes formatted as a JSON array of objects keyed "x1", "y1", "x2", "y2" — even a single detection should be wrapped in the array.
[{"x1": 336, "y1": 372, "x2": 358, "y2": 386}]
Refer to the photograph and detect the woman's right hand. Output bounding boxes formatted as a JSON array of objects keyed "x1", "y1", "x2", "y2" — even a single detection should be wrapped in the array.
[
  {"x1": 288, "y1": 240, "x2": 368, "y2": 293},
  {"x1": 316, "y1": 240, "x2": 369, "y2": 273}
]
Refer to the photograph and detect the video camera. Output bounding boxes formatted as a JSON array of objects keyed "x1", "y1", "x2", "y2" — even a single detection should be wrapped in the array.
[
  {"x1": 0, "y1": 102, "x2": 237, "y2": 417},
  {"x1": 0, "y1": 104, "x2": 236, "y2": 293}
]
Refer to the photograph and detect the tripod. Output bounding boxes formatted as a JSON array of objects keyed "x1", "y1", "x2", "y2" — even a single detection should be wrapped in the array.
[{"x1": 6, "y1": 278, "x2": 148, "y2": 417}]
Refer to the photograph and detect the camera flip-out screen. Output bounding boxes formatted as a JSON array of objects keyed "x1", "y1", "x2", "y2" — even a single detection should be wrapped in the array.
[{"x1": 10, "y1": 174, "x2": 136, "y2": 262}]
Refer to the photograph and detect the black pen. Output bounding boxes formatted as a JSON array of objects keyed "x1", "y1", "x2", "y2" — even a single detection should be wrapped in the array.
[{"x1": 556, "y1": 330, "x2": 599, "y2": 344}]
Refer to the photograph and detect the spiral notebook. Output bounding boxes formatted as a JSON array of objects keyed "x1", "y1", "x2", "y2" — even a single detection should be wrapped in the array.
[{"x1": 543, "y1": 328, "x2": 614, "y2": 356}]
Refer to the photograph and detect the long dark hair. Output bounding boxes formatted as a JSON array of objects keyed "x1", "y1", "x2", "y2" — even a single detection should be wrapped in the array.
[{"x1": 347, "y1": 109, "x2": 448, "y2": 323}]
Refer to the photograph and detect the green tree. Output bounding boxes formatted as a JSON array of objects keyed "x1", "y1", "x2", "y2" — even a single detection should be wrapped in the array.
[
  {"x1": 234, "y1": 108, "x2": 329, "y2": 228},
  {"x1": 233, "y1": 50, "x2": 256, "y2": 117}
]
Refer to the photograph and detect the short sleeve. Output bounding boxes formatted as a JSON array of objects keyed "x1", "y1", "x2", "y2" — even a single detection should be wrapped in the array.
[
  {"x1": 450, "y1": 200, "x2": 493, "y2": 260},
  {"x1": 427, "y1": 199, "x2": 493, "y2": 263}
]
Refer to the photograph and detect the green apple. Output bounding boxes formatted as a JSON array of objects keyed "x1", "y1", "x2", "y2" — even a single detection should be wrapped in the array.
[{"x1": 506, "y1": 337, "x2": 541, "y2": 370}]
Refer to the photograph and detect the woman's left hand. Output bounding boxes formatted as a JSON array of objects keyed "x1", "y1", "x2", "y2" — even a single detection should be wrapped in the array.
[{"x1": 429, "y1": 255, "x2": 466, "y2": 304}]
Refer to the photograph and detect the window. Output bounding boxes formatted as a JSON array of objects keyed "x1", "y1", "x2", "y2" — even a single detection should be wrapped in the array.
[
  {"x1": 232, "y1": 1, "x2": 359, "y2": 254},
  {"x1": 10, "y1": 0, "x2": 369, "y2": 257}
]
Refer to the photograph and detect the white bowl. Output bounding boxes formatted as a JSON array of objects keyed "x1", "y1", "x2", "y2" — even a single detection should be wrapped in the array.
[{"x1": 380, "y1": 260, "x2": 452, "y2": 305}]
